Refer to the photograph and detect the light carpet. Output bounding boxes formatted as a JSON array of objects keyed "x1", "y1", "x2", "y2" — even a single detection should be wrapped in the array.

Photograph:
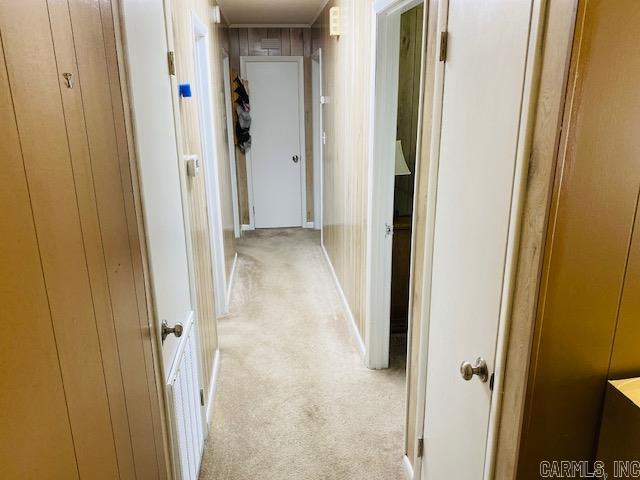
[{"x1": 199, "y1": 228, "x2": 406, "y2": 480}]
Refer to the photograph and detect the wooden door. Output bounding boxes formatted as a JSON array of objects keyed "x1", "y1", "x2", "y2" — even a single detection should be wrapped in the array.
[
  {"x1": 420, "y1": 1, "x2": 536, "y2": 478},
  {"x1": 243, "y1": 57, "x2": 305, "y2": 228},
  {"x1": 0, "y1": 0, "x2": 167, "y2": 477},
  {"x1": 519, "y1": 1, "x2": 640, "y2": 475}
]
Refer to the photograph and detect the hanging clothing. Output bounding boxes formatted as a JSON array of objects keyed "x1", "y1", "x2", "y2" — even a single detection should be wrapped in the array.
[{"x1": 233, "y1": 77, "x2": 251, "y2": 152}]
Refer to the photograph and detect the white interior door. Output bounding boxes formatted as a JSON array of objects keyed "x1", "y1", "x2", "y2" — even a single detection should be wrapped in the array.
[
  {"x1": 421, "y1": 1, "x2": 535, "y2": 478},
  {"x1": 242, "y1": 57, "x2": 305, "y2": 229},
  {"x1": 120, "y1": 2, "x2": 204, "y2": 479},
  {"x1": 193, "y1": 16, "x2": 228, "y2": 316}
]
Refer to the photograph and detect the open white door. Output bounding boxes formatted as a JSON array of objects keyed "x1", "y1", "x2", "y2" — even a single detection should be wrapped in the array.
[
  {"x1": 420, "y1": 0, "x2": 540, "y2": 478},
  {"x1": 119, "y1": 2, "x2": 205, "y2": 479},
  {"x1": 192, "y1": 14, "x2": 228, "y2": 316}
]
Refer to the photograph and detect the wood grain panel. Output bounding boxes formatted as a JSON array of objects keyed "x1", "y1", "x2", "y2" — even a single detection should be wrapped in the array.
[
  {"x1": 0, "y1": 31, "x2": 79, "y2": 480},
  {"x1": 494, "y1": 2, "x2": 577, "y2": 477},
  {"x1": 518, "y1": 1, "x2": 640, "y2": 475},
  {"x1": 248, "y1": 27, "x2": 268, "y2": 56},
  {"x1": 313, "y1": 1, "x2": 373, "y2": 336},
  {"x1": 394, "y1": 5, "x2": 422, "y2": 217},
  {"x1": 609, "y1": 203, "x2": 640, "y2": 379},
  {"x1": 67, "y1": 0, "x2": 166, "y2": 476},
  {"x1": 266, "y1": 28, "x2": 282, "y2": 55},
  {"x1": 0, "y1": 1, "x2": 120, "y2": 476},
  {"x1": 281, "y1": 28, "x2": 291, "y2": 56},
  {"x1": 46, "y1": 1, "x2": 136, "y2": 476}
]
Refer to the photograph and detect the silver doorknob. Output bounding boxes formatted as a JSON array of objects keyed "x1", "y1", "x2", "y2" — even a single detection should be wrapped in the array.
[
  {"x1": 460, "y1": 357, "x2": 489, "y2": 382},
  {"x1": 292, "y1": 155, "x2": 299, "y2": 163},
  {"x1": 161, "y1": 320, "x2": 183, "y2": 342}
]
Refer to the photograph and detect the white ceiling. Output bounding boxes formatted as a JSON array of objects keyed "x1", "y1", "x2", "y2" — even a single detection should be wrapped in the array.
[{"x1": 217, "y1": 0, "x2": 327, "y2": 26}]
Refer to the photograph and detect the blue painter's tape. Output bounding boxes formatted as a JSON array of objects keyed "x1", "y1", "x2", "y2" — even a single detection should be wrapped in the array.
[{"x1": 179, "y1": 83, "x2": 192, "y2": 98}]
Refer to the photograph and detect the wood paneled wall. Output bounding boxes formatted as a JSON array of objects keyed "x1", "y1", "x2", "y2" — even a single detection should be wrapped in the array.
[
  {"x1": 312, "y1": 1, "x2": 373, "y2": 336},
  {"x1": 518, "y1": 1, "x2": 640, "y2": 475},
  {"x1": 228, "y1": 27, "x2": 314, "y2": 225},
  {"x1": 168, "y1": 0, "x2": 235, "y2": 403},
  {"x1": 395, "y1": 4, "x2": 423, "y2": 217},
  {"x1": 0, "y1": 0, "x2": 167, "y2": 477}
]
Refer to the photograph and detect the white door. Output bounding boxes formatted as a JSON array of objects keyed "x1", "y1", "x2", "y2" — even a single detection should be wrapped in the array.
[
  {"x1": 193, "y1": 16, "x2": 228, "y2": 316},
  {"x1": 242, "y1": 57, "x2": 305, "y2": 229},
  {"x1": 421, "y1": 1, "x2": 535, "y2": 478},
  {"x1": 120, "y1": 2, "x2": 204, "y2": 479}
]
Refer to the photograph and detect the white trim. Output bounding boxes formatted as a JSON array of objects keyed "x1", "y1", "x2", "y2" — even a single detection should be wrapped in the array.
[
  {"x1": 402, "y1": 454, "x2": 415, "y2": 480},
  {"x1": 205, "y1": 349, "x2": 221, "y2": 426},
  {"x1": 241, "y1": 223, "x2": 254, "y2": 232},
  {"x1": 365, "y1": 0, "x2": 424, "y2": 370},
  {"x1": 321, "y1": 245, "x2": 366, "y2": 357},
  {"x1": 226, "y1": 252, "x2": 238, "y2": 308},
  {"x1": 229, "y1": 23, "x2": 312, "y2": 28},
  {"x1": 304, "y1": 221, "x2": 315, "y2": 229},
  {"x1": 192, "y1": 13, "x2": 229, "y2": 316},
  {"x1": 483, "y1": 1, "x2": 545, "y2": 478},
  {"x1": 222, "y1": 55, "x2": 241, "y2": 239},
  {"x1": 410, "y1": 2, "x2": 449, "y2": 478},
  {"x1": 240, "y1": 56, "x2": 307, "y2": 229},
  {"x1": 311, "y1": 48, "x2": 324, "y2": 232},
  {"x1": 311, "y1": 0, "x2": 331, "y2": 26}
]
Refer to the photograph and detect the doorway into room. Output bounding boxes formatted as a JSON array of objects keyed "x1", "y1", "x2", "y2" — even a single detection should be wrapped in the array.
[{"x1": 366, "y1": 0, "x2": 424, "y2": 370}]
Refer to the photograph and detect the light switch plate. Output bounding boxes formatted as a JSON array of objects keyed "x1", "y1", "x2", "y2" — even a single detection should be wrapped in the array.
[{"x1": 185, "y1": 154, "x2": 200, "y2": 177}]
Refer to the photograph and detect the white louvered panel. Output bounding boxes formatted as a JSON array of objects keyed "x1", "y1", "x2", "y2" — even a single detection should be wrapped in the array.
[{"x1": 166, "y1": 317, "x2": 205, "y2": 480}]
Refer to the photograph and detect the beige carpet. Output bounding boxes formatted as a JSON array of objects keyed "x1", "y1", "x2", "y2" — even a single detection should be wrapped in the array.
[{"x1": 199, "y1": 228, "x2": 406, "y2": 480}]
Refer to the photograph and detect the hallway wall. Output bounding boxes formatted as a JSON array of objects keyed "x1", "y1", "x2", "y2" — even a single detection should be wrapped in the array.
[
  {"x1": 169, "y1": 0, "x2": 236, "y2": 402},
  {"x1": 312, "y1": 1, "x2": 374, "y2": 337},
  {"x1": 0, "y1": 0, "x2": 168, "y2": 476},
  {"x1": 228, "y1": 27, "x2": 315, "y2": 225}
]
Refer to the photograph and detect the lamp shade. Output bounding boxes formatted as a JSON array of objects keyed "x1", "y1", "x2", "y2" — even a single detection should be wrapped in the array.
[{"x1": 395, "y1": 140, "x2": 411, "y2": 176}]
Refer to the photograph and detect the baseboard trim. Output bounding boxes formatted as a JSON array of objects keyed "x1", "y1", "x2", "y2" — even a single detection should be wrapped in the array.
[
  {"x1": 321, "y1": 244, "x2": 366, "y2": 357},
  {"x1": 241, "y1": 224, "x2": 253, "y2": 231},
  {"x1": 304, "y1": 221, "x2": 315, "y2": 229},
  {"x1": 402, "y1": 455, "x2": 414, "y2": 480},
  {"x1": 205, "y1": 349, "x2": 221, "y2": 426},
  {"x1": 226, "y1": 252, "x2": 238, "y2": 309}
]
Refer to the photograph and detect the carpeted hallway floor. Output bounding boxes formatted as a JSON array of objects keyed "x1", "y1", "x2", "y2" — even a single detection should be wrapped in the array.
[{"x1": 199, "y1": 228, "x2": 406, "y2": 480}]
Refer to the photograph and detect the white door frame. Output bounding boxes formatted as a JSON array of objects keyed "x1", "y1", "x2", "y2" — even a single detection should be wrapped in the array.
[
  {"x1": 222, "y1": 53, "x2": 241, "y2": 239},
  {"x1": 365, "y1": 0, "x2": 424, "y2": 370},
  {"x1": 240, "y1": 56, "x2": 307, "y2": 230},
  {"x1": 192, "y1": 14, "x2": 228, "y2": 315},
  {"x1": 411, "y1": 0, "x2": 546, "y2": 478},
  {"x1": 311, "y1": 49, "x2": 323, "y2": 233}
]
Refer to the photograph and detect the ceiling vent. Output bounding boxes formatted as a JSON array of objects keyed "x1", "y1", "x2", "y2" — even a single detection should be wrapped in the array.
[{"x1": 261, "y1": 38, "x2": 281, "y2": 50}]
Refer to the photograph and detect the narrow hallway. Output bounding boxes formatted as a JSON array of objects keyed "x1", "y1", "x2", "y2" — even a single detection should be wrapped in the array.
[{"x1": 199, "y1": 229, "x2": 405, "y2": 479}]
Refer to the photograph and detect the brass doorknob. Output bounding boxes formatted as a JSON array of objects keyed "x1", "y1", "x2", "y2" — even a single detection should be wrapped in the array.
[
  {"x1": 460, "y1": 357, "x2": 489, "y2": 382},
  {"x1": 161, "y1": 320, "x2": 184, "y2": 342}
]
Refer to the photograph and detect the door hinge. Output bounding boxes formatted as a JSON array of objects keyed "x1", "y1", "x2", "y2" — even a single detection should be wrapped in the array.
[
  {"x1": 385, "y1": 223, "x2": 394, "y2": 237},
  {"x1": 439, "y1": 31, "x2": 448, "y2": 62},
  {"x1": 417, "y1": 437, "x2": 424, "y2": 458},
  {"x1": 167, "y1": 51, "x2": 176, "y2": 76},
  {"x1": 200, "y1": 388, "x2": 205, "y2": 406}
]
